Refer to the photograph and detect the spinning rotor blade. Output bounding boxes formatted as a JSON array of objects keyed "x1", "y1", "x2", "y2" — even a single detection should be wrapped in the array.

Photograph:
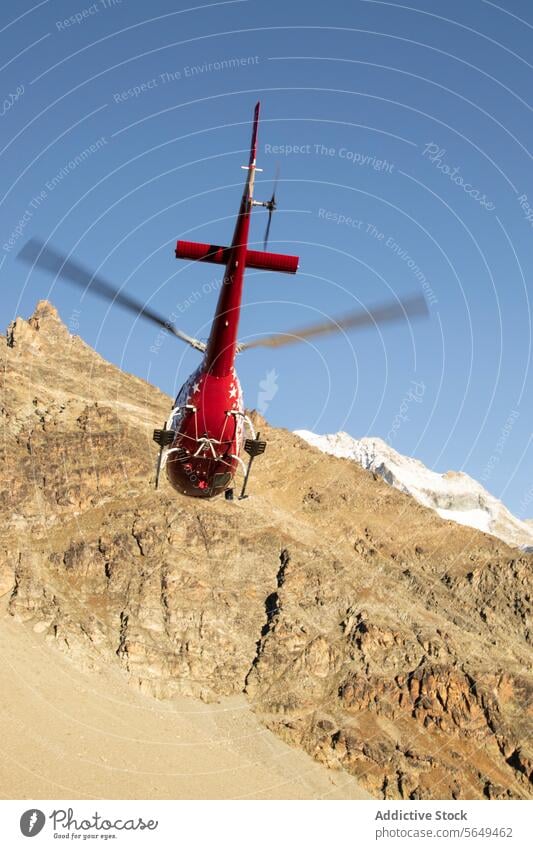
[
  {"x1": 238, "y1": 293, "x2": 429, "y2": 351},
  {"x1": 263, "y1": 165, "x2": 279, "y2": 250},
  {"x1": 17, "y1": 239, "x2": 205, "y2": 352}
]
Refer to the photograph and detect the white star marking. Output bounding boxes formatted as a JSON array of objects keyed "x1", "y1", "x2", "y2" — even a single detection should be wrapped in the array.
[
  {"x1": 229, "y1": 385, "x2": 237, "y2": 398},
  {"x1": 192, "y1": 382, "x2": 200, "y2": 394}
]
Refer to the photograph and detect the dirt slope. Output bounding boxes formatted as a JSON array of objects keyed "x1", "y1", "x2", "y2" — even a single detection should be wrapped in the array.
[{"x1": 0, "y1": 598, "x2": 368, "y2": 799}]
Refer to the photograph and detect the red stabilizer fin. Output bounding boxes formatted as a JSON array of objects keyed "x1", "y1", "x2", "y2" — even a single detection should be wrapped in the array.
[{"x1": 176, "y1": 240, "x2": 298, "y2": 274}]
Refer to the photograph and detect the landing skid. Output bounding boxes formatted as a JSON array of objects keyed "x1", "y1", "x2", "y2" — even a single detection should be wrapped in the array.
[
  {"x1": 153, "y1": 426, "x2": 175, "y2": 489},
  {"x1": 238, "y1": 433, "x2": 267, "y2": 499}
]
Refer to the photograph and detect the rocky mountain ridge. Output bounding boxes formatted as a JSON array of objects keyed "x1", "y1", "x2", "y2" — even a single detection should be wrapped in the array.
[{"x1": 1, "y1": 302, "x2": 531, "y2": 800}]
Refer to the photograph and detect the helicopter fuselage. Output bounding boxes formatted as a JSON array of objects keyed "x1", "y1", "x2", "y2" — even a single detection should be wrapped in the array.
[
  {"x1": 163, "y1": 102, "x2": 297, "y2": 498},
  {"x1": 165, "y1": 364, "x2": 245, "y2": 497}
]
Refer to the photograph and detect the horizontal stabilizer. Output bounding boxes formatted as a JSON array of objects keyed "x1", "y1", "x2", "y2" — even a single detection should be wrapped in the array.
[{"x1": 176, "y1": 240, "x2": 299, "y2": 274}]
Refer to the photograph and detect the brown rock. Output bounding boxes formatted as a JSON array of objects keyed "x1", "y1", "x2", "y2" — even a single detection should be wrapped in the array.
[{"x1": 1, "y1": 301, "x2": 532, "y2": 800}]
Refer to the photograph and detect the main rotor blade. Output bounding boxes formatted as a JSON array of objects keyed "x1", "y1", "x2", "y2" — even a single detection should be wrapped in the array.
[
  {"x1": 238, "y1": 293, "x2": 429, "y2": 351},
  {"x1": 17, "y1": 239, "x2": 205, "y2": 352}
]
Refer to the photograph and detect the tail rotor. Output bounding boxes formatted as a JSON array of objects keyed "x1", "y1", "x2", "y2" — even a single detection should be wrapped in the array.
[{"x1": 263, "y1": 165, "x2": 279, "y2": 250}]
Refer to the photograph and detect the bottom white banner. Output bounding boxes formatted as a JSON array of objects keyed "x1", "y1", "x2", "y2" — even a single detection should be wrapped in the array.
[{"x1": 1, "y1": 800, "x2": 532, "y2": 848}]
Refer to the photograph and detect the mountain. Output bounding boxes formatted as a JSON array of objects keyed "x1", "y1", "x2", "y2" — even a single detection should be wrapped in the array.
[
  {"x1": 295, "y1": 431, "x2": 533, "y2": 552},
  {"x1": 1, "y1": 302, "x2": 531, "y2": 801}
]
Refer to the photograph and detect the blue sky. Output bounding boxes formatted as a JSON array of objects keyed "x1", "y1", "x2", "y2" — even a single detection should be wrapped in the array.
[{"x1": 1, "y1": 0, "x2": 532, "y2": 515}]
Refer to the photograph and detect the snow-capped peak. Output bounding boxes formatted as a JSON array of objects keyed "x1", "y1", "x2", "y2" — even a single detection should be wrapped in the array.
[{"x1": 295, "y1": 430, "x2": 533, "y2": 551}]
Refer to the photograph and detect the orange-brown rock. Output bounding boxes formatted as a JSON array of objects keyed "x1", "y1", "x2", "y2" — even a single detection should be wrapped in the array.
[{"x1": 1, "y1": 302, "x2": 531, "y2": 800}]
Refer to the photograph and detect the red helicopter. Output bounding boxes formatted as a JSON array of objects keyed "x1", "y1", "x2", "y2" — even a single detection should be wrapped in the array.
[{"x1": 19, "y1": 101, "x2": 428, "y2": 500}]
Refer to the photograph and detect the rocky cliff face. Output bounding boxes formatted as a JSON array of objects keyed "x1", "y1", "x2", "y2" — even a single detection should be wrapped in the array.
[{"x1": 1, "y1": 302, "x2": 531, "y2": 800}]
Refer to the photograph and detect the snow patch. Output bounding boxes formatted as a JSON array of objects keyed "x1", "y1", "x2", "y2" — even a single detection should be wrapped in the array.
[{"x1": 295, "y1": 429, "x2": 533, "y2": 550}]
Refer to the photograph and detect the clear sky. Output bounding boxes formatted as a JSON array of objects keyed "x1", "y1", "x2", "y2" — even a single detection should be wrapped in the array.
[{"x1": 1, "y1": 0, "x2": 532, "y2": 516}]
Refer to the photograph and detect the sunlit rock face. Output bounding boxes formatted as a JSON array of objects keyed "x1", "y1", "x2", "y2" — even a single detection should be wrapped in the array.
[{"x1": 1, "y1": 302, "x2": 531, "y2": 800}]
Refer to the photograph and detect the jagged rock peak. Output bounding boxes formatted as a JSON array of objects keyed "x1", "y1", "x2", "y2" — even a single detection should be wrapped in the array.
[
  {"x1": 29, "y1": 299, "x2": 62, "y2": 327},
  {"x1": 6, "y1": 300, "x2": 69, "y2": 348}
]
